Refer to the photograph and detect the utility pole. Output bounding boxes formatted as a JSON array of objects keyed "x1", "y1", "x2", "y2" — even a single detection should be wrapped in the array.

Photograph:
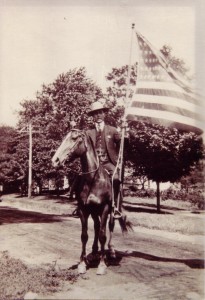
[
  {"x1": 19, "y1": 123, "x2": 40, "y2": 199},
  {"x1": 28, "y1": 123, "x2": 32, "y2": 198}
]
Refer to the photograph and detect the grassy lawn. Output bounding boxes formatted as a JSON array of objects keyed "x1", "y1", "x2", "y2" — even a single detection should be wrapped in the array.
[
  {"x1": 2, "y1": 193, "x2": 204, "y2": 236},
  {"x1": 123, "y1": 197, "x2": 205, "y2": 236}
]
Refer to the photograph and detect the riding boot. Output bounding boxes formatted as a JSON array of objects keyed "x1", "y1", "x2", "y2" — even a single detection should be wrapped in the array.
[
  {"x1": 72, "y1": 208, "x2": 80, "y2": 218},
  {"x1": 113, "y1": 180, "x2": 122, "y2": 219}
]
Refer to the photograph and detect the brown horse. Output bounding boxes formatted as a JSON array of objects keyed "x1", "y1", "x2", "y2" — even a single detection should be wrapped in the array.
[{"x1": 52, "y1": 129, "x2": 131, "y2": 275}]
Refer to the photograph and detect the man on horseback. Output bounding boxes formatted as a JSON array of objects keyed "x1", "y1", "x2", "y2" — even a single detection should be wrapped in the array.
[
  {"x1": 52, "y1": 103, "x2": 132, "y2": 274},
  {"x1": 86, "y1": 100, "x2": 124, "y2": 218}
]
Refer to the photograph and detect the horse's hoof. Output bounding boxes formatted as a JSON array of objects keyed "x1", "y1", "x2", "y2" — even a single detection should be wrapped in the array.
[
  {"x1": 109, "y1": 250, "x2": 116, "y2": 259},
  {"x1": 108, "y1": 246, "x2": 116, "y2": 259},
  {"x1": 96, "y1": 262, "x2": 107, "y2": 275},
  {"x1": 78, "y1": 261, "x2": 87, "y2": 274}
]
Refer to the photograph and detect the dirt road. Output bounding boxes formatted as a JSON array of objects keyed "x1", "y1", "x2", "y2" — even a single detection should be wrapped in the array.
[{"x1": 0, "y1": 194, "x2": 204, "y2": 299}]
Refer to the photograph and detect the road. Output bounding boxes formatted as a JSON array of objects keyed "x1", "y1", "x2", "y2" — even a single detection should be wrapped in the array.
[{"x1": 0, "y1": 194, "x2": 204, "y2": 299}]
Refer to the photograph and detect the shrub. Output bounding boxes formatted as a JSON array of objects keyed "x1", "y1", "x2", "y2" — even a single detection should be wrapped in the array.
[
  {"x1": 161, "y1": 188, "x2": 204, "y2": 209},
  {"x1": 123, "y1": 187, "x2": 156, "y2": 198}
]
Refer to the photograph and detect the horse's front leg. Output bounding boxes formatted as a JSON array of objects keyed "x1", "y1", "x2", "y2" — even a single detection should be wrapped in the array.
[
  {"x1": 91, "y1": 214, "x2": 100, "y2": 256},
  {"x1": 96, "y1": 204, "x2": 109, "y2": 275},
  {"x1": 108, "y1": 213, "x2": 116, "y2": 259},
  {"x1": 78, "y1": 209, "x2": 89, "y2": 274}
]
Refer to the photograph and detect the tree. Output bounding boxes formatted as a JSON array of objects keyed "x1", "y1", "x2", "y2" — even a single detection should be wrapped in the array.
[
  {"x1": 15, "y1": 67, "x2": 102, "y2": 188},
  {"x1": 128, "y1": 121, "x2": 204, "y2": 212},
  {"x1": 105, "y1": 63, "x2": 137, "y2": 126},
  {"x1": 0, "y1": 126, "x2": 24, "y2": 192},
  {"x1": 180, "y1": 159, "x2": 205, "y2": 192},
  {"x1": 105, "y1": 46, "x2": 204, "y2": 212}
]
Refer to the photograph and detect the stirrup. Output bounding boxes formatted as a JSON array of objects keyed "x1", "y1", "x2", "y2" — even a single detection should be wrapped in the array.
[
  {"x1": 72, "y1": 208, "x2": 79, "y2": 217},
  {"x1": 113, "y1": 207, "x2": 122, "y2": 219}
]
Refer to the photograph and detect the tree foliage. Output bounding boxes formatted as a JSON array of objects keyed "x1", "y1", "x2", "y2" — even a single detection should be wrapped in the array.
[
  {"x1": 0, "y1": 126, "x2": 24, "y2": 183},
  {"x1": 128, "y1": 121, "x2": 204, "y2": 183},
  {"x1": 2, "y1": 45, "x2": 204, "y2": 202},
  {"x1": 15, "y1": 67, "x2": 102, "y2": 183},
  {"x1": 105, "y1": 46, "x2": 204, "y2": 191},
  {"x1": 105, "y1": 63, "x2": 137, "y2": 127},
  {"x1": 180, "y1": 159, "x2": 205, "y2": 191}
]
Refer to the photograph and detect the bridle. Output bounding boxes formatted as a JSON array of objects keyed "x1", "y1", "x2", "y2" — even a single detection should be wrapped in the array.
[{"x1": 68, "y1": 129, "x2": 100, "y2": 176}]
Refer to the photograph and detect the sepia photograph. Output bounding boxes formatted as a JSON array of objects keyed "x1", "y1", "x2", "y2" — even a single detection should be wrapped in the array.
[{"x1": 0, "y1": 0, "x2": 204, "y2": 299}]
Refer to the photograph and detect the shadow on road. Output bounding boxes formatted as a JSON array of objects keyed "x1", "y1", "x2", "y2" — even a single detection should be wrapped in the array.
[
  {"x1": 0, "y1": 206, "x2": 63, "y2": 225},
  {"x1": 68, "y1": 250, "x2": 123, "y2": 271},
  {"x1": 122, "y1": 204, "x2": 173, "y2": 214},
  {"x1": 116, "y1": 250, "x2": 205, "y2": 269},
  {"x1": 123, "y1": 199, "x2": 187, "y2": 213},
  {"x1": 68, "y1": 250, "x2": 204, "y2": 271}
]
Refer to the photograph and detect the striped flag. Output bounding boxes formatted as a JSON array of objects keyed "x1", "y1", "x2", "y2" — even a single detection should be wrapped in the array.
[{"x1": 126, "y1": 31, "x2": 204, "y2": 135}]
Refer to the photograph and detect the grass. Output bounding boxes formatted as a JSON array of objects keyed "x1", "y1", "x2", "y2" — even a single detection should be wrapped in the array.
[
  {"x1": 0, "y1": 251, "x2": 78, "y2": 300},
  {"x1": 129, "y1": 213, "x2": 204, "y2": 235},
  {"x1": 2, "y1": 193, "x2": 205, "y2": 236},
  {"x1": 123, "y1": 196, "x2": 205, "y2": 236}
]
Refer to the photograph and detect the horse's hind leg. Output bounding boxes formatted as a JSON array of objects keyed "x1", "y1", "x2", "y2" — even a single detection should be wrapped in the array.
[
  {"x1": 78, "y1": 209, "x2": 89, "y2": 274},
  {"x1": 96, "y1": 204, "x2": 109, "y2": 275},
  {"x1": 108, "y1": 213, "x2": 116, "y2": 259}
]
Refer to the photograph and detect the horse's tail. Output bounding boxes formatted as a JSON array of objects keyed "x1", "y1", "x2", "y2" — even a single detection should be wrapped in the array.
[{"x1": 118, "y1": 213, "x2": 133, "y2": 233}]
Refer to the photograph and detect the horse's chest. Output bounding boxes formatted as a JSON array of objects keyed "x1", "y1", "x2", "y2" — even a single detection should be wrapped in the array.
[
  {"x1": 86, "y1": 193, "x2": 102, "y2": 204},
  {"x1": 80, "y1": 179, "x2": 111, "y2": 205}
]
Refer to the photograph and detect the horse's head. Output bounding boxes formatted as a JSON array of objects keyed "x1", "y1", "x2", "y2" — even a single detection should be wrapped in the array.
[{"x1": 52, "y1": 129, "x2": 87, "y2": 167}]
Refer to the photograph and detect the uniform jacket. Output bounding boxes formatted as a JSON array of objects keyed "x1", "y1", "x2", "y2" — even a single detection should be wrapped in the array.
[{"x1": 86, "y1": 125, "x2": 121, "y2": 166}]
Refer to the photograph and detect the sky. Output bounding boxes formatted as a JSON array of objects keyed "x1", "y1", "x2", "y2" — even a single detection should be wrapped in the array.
[{"x1": 0, "y1": 0, "x2": 205, "y2": 127}]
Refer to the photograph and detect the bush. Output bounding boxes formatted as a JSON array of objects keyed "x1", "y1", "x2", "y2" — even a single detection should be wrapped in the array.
[
  {"x1": 128, "y1": 185, "x2": 138, "y2": 192},
  {"x1": 161, "y1": 188, "x2": 205, "y2": 209},
  {"x1": 123, "y1": 185, "x2": 205, "y2": 209},
  {"x1": 123, "y1": 187, "x2": 156, "y2": 198}
]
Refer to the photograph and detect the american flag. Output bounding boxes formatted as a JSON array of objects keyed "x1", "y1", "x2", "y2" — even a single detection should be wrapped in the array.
[{"x1": 126, "y1": 31, "x2": 204, "y2": 134}]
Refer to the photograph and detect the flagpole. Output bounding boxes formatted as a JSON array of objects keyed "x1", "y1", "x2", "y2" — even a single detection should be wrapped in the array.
[
  {"x1": 112, "y1": 24, "x2": 135, "y2": 216},
  {"x1": 28, "y1": 123, "x2": 32, "y2": 199},
  {"x1": 124, "y1": 28, "x2": 141, "y2": 119},
  {"x1": 119, "y1": 23, "x2": 135, "y2": 176},
  {"x1": 123, "y1": 23, "x2": 135, "y2": 117}
]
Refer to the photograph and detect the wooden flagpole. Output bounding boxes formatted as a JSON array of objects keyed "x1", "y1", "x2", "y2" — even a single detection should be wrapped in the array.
[
  {"x1": 113, "y1": 24, "x2": 135, "y2": 216},
  {"x1": 119, "y1": 23, "x2": 135, "y2": 179}
]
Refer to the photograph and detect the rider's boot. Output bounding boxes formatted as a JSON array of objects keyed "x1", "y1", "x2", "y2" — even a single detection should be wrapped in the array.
[
  {"x1": 113, "y1": 185, "x2": 122, "y2": 219},
  {"x1": 113, "y1": 206, "x2": 122, "y2": 219},
  {"x1": 110, "y1": 176, "x2": 123, "y2": 219}
]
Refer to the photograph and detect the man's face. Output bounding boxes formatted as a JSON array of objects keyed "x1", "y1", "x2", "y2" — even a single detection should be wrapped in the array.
[{"x1": 92, "y1": 110, "x2": 105, "y2": 123}]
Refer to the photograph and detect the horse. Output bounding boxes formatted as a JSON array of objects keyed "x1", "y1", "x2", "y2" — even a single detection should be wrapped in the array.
[{"x1": 52, "y1": 129, "x2": 131, "y2": 275}]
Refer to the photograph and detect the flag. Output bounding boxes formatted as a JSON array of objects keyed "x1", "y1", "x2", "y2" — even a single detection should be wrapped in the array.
[{"x1": 126, "y1": 31, "x2": 204, "y2": 135}]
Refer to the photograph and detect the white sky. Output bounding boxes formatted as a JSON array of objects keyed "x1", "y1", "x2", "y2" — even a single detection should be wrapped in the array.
[{"x1": 0, "y1": 0, "x2": 204, "y2": 127}]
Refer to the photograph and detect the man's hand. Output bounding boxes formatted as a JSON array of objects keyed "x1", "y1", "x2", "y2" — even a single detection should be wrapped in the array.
[
  {"x1": 120, "y1": 121, "x2": 129, "y2": 138},
  {"x1": 121, "y1": 120, "x2": 128, "y2": 129}
]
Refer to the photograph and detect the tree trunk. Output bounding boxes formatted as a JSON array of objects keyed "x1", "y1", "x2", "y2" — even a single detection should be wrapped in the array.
[{"x1": 156, "y1": 181, "x2": 161, "y2": 213}]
